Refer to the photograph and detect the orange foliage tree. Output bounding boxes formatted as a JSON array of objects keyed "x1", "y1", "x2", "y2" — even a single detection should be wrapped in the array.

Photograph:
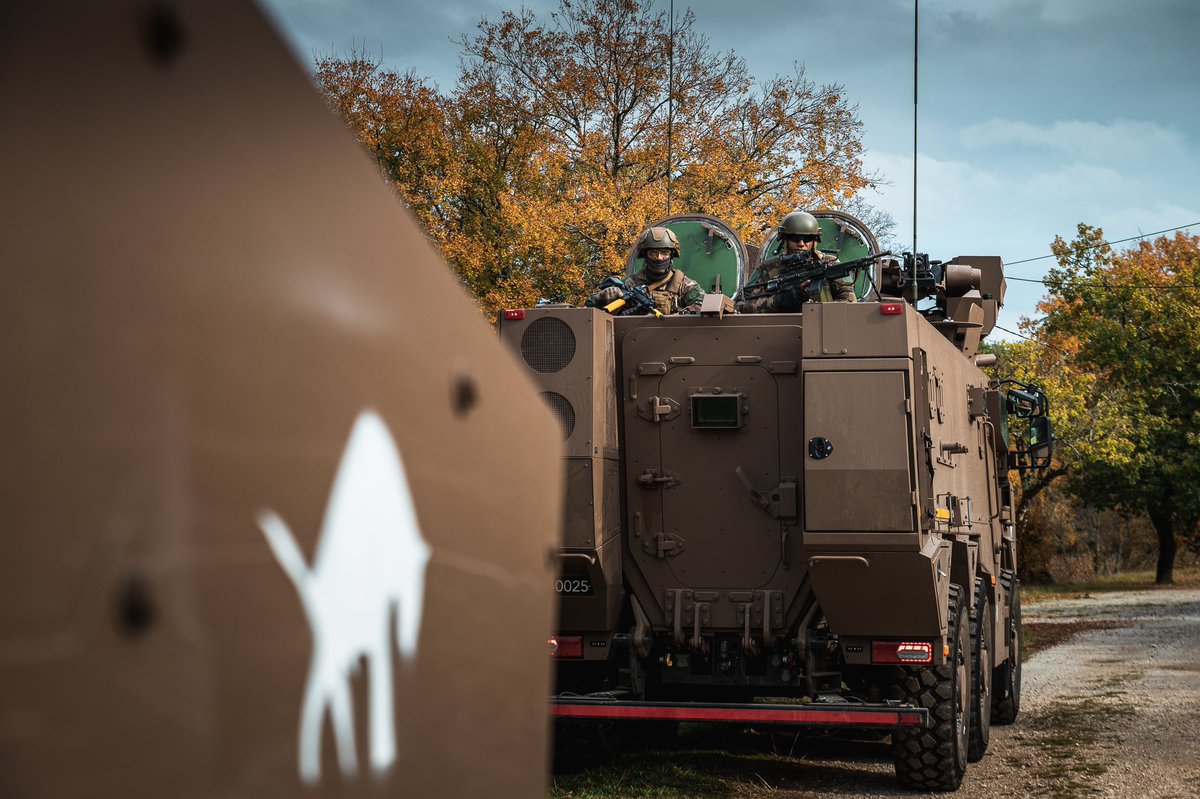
[{"x1": 316, "y1": 0, "x2": 878, "y2": 318}]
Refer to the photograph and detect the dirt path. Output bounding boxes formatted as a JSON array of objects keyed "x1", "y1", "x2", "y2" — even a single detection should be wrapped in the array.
[
  {"x1": 977, "y1": 588, "x2": 1200, "y2": 799},
  {"x1": 770, "y1": 587, "x2": 1200, "y2": 798}
]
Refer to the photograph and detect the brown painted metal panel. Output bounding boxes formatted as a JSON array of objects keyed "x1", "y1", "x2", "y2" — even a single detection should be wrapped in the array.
[
  {"x1": 1, "y1": 2, "x2": 561, "y2": 798},
  {"x1": 801, "y1": 303, "x2": 913, "y2": 358},
  {"x1": 620, "y1": 321, "x2": 803, "y2": 628},
  {"x1": 807, "y1": 539, "x2": 951, "y2": 638},
  {"x1": 804, "y1": 371, "x2": 914, "y2": 532}
]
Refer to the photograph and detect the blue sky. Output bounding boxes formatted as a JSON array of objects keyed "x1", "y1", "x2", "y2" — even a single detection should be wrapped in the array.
[{"x1": 258, "y1": 0, "x2": 1200, "y2": 338}]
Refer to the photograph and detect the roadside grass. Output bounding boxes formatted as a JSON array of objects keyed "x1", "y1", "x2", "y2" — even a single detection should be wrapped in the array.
[
  {"x1": 1024, "y1": 565, "x2": 1200, "y2": 602},
  {"x1": 549, "y1": 725, "x2": 894, "y2": 799}
]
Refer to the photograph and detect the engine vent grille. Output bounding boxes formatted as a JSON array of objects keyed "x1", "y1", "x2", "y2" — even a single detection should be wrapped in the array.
[
  {"x1": 520, "y1": 317, "x2": 576, "y2": 373},
  {"x1": 604, "y1": 318, "x2": 618, "y2": 450},
  {"x1": 539, "y1": 391, "x2": 576, "y2": 440}
]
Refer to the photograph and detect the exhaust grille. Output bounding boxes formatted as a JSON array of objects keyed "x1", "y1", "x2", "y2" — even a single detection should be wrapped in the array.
[
  {"x1": 521, "y1": 317, "x2": 576, "y2": 373},
  {"x1": 604, "y1": 318, "x2": 618, "y2": 450},
  {"x1": 540, "y1": 391, "x2": 576, "y2": 440}
]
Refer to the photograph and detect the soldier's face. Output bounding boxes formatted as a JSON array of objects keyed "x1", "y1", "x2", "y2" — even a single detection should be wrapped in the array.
[
  {"x1": 783, "y1": 235, "x2": 817, "y2": 254},
  {"x1": 645, "y1": 248, "x2": 672, "y2": 264}
]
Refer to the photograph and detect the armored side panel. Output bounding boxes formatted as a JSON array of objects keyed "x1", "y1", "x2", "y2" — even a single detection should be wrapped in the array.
[
  {"x1": 499, "y1": 309, "x2": 623, "y2": 638},
  {"x1": 1, "y1": 3, "x2": 562, "y2": 797},
  {"x1": 800, "y1": 303, "x2": 1002, "y2": 638}
]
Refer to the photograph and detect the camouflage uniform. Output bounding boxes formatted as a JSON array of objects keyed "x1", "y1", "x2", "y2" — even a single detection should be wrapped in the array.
[
  {"x1": 734, "y1": 251, "x2": 856, "y2": 313},
  {"x1": 586, "y1": 267, "x2": 704, "y2": 315}
]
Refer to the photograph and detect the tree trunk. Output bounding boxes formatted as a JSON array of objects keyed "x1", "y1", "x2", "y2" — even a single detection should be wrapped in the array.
[{"x1": 1147, "y1": 507, "x2": 1176, "y2": 585}]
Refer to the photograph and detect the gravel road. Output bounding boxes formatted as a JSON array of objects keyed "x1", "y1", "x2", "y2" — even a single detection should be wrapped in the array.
[{"x1": 764, "y1": 587, "x2": 1200, "y2": 798}]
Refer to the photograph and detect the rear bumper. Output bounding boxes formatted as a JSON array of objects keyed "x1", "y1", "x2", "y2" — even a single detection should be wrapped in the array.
[{"x1": 551, "y1": 698, "x2": 927, "y2": 728}]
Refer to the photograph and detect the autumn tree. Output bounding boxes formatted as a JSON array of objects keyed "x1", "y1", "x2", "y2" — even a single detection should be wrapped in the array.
[
  {"x1": 455, "y1": 0, "x2": 873, "y2": 294},
  {"x1": 982, "y1": 332, "x2": 1134, "y2": 579},
  {"x1": 315, "y1": 0, "x2": 880, "y2": 318},
  {"x1": 1039, "y1": 224, "x2": 1200, "y2": 583},
  {"x1": 313, "y1": 52, "x2": 457, "y2": 243}
]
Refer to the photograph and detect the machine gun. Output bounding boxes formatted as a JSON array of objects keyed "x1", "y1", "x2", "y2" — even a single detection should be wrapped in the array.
[
  {"x1": 740, "y1": 251, "x2": 891, "y2": 300},
  {"x1": 597, "y1": 275, "x2": 665, "y2": 317}
]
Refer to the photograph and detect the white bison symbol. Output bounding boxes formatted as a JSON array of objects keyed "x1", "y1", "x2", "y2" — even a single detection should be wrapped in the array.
[{"x1": 257, "y1": 410, "x2": 431, "y2": 784}]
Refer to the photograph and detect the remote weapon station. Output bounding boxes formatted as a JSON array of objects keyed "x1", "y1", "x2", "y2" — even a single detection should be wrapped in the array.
[{"x1": 499, "y1": 211, "x2": 1051, "y2": 791}]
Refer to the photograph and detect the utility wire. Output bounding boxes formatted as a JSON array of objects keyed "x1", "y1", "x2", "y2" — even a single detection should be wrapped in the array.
[
  {"x1": 994, "y1": 324, "x2": 1072, "y2": 355},
  {"x1": 1007, "y1": 275, "x2": 1200, "y2": 290},
  {"x1": 1006, "y1": 222, "x2": 1200, "y2": 268}
]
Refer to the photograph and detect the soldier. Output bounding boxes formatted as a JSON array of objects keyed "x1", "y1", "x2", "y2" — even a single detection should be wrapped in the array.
[
  {"x1": 587, "y1": 227, "x2": 704, "y2": 315},
  {"x1": 735, "y1": 211, "x2": 856, "y2": 313}
]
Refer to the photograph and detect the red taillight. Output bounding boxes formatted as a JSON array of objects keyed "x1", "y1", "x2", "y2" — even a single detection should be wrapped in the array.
[
  {"x1": 548, "y1": 636, "x2": 583, "y2": 658},
  {"x1": 502, "y1": 309, "x2": 526, "y2": 321},
  {"x1": 871, "y1": 641, "x2": 933, "y2": 664},
  {"x1": 880, "y1": 303, "x2": 904, "y2": 315}
]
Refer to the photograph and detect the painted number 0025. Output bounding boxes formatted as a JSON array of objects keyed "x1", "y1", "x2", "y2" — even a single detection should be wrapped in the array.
[{"x1": 555, "y1": 578, "x2": 592, "y2": 595}]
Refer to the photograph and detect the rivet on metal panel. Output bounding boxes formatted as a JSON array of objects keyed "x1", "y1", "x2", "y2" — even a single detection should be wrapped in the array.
[
  {"x1": 116, "y1": 574, "x2": 155, "y2": 638},
  {"x1": 143, "y1": 4, "x2": 186, "y2": 67},
  {"x1": 452, "y1": 372, "x2": 479, "y2": 417}
]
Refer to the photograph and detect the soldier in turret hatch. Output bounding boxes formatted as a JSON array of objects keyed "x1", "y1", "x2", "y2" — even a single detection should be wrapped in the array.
[
  {"x1": 734, "y1": 211, "x2": 856, "y2": 313},
  {"x1": 586, "y1": 227, "x2": 704, "y2": 315}
]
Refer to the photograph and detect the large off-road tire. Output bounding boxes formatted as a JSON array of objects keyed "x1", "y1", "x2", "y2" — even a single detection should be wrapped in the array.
[
  {"x1": 891, "y1": 583, "x2": 970, "y2": 791},
  {"x1": 992, "y1": 577, "x2": 1022, "y2": 724},
  {"x1": 968, "y1": 578, "x2": 993, "y2": 761}
]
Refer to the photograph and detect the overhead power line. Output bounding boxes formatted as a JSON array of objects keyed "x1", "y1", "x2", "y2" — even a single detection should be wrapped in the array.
[
  {"x1": 993, "y1": 325, "x2": 1071, "y2": 355},
  {"x1": 1007, "y1": 275, "x2": 1200, "y2": 290},
  {"x1": 1006, "y1": 222, "x2": 1200, "y2": 268}
]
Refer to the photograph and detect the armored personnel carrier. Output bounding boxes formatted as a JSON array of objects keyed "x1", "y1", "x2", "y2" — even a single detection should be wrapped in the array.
[{"x1": 499, "y1": 211, "x2": 1051, "y2": 791}]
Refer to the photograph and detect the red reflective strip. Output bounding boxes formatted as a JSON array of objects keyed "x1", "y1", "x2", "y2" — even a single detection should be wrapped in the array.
[
  {"x1": 880, "y1": 303, "x2": 904, "y2": 315},
  {"x1": 551, "y1": 704, "x2": 920, "y2": 727},
  {"x1": 502, "y1": 309, "x2": 526, "y2": 320}
]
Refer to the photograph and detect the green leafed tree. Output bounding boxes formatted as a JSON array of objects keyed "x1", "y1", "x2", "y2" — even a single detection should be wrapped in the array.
[{"x1": 1039, "y1": 224, "x2": 1200, "y2": 583}]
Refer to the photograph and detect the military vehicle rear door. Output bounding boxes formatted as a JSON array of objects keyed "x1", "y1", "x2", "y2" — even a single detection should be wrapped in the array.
[{"x1": 623, "y1": 323, "x2": 803, "y2": 592}]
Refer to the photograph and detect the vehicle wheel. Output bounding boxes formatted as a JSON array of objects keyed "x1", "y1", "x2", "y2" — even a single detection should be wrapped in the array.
[
  {"x1": 968, "y1": 578, "x2": 992, "y2": 761},
  {"x1": 992, "y1": 577, "x2": 1022, "y2": 724},
  {"x1": 891, "y1": 583, "x2": 970, "y2": 791}
]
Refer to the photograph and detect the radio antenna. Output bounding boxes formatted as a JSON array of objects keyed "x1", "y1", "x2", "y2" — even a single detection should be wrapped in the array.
[
  {"x1": 666, "y1": 0, "x2": 675, "y2": 216},
  {"x1": 912, "y1": 0, "x2": 918, "y2": 254}
]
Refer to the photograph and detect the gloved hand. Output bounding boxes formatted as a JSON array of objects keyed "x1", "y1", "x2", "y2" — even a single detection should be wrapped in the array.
[
  {"x1": 598, "y1": 286, "x2": 625, "y2": 305},
  {"x1": 770, "y1": 285, "x2": 806, "y2": 312}
]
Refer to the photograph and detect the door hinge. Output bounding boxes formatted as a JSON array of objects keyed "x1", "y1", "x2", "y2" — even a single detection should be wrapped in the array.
[{"x1": 637, "y1": 469, "x2": 682, "y2": 489}]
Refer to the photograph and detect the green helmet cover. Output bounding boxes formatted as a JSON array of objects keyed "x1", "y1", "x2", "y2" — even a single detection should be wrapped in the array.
[{"x1": 779, "y1": 211, "x2": 822, "y2": 240}]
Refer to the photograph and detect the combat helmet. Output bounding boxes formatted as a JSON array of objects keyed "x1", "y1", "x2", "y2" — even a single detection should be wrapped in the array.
[
  {"x1": 636, "y1": 226, "x2": 682, "y2": 258},
  {"x1": 779, "y1": 211, "x2": 822, "y2": 240}
]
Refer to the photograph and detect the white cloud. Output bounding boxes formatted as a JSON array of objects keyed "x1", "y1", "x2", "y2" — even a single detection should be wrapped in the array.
[{"x1": 960, "y1": 118, "x2": 1189, "y2": 161}]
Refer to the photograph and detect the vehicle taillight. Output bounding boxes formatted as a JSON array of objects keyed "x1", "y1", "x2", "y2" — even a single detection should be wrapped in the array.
[
  {"x1": 871, "y1": 640, "x2": 933, "y2": 664},
  {"x1": 880, "y1": 303, "x2": 904, "y2": 315},
  {"x1": 502, "y1": 309, "x2": 526, "y2": 321},
  {"x1": 548, "y1": 636, "x2": 583, "y2": 658}
]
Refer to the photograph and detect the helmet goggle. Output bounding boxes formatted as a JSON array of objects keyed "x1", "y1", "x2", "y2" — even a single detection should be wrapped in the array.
[{"x1": 782, "y1": 233, "x2": 819, "y2": 243}]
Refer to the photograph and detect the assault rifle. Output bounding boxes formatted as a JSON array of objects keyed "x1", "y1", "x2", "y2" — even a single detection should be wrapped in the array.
[
  {"x1": 740, "y1": 250, "x2": 892, "y2": 301},
  {"x1": 596, "y1": 275, "x2": 665, "y2": 317}
]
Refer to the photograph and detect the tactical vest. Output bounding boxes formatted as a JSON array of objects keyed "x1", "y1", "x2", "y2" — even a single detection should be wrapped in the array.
[{"x1": 640, "y1": 268, "x2": 688, "y2": 314}]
